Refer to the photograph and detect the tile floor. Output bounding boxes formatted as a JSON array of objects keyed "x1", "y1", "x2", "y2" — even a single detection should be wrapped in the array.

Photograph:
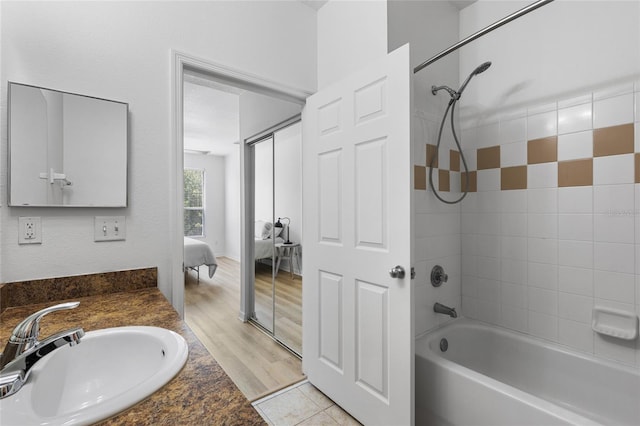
[{"x1": 253, "y1": 380, "x2": 361, "y2": 426}]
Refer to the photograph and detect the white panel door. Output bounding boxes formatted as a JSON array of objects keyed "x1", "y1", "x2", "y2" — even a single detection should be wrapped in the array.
[{"x1": 302, "y1": 44, "x2": 413, "y2": 426}]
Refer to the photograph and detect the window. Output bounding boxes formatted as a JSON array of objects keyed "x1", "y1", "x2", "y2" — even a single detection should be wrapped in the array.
[{"x1": 184, "y1": 169, "x2": 205, "y2": 237}]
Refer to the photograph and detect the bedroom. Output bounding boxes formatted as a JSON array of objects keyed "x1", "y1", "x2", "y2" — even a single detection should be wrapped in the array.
[{"x1": 181, "y1": 70, "x2": 304, "y2": 399}]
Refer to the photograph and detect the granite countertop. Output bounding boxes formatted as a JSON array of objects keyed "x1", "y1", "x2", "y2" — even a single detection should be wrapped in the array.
[{"x1": 0, "y1": 288, "x2": 265, "y2": 425}]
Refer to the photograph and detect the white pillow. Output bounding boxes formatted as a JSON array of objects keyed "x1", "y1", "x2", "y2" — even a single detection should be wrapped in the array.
[{"x1": 255, "y1": 220, "x2": 266, "y2": 239}]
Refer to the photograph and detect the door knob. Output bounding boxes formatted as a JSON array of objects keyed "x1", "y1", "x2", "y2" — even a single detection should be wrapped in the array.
[{"x1": 389, "y1": 265, "x2": 405, "y2": 279}]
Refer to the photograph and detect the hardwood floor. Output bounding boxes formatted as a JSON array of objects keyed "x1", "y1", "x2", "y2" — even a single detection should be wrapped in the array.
[
  {"x1": 184, "y1": 256, "x2": 305, "y2": 401},
  {"x1": 254, "y1": 262, "x2": 303, "y2": 354}
]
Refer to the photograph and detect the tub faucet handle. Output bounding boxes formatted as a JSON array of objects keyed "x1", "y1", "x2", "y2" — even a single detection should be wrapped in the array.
[{"x1": 431, "y1": 265, "x2": 448, "y2": 287}]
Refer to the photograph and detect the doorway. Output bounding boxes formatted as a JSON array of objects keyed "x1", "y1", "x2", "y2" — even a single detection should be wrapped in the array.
[{"x1": 172, "y1": 52, "x2": 309, "y2": 400}]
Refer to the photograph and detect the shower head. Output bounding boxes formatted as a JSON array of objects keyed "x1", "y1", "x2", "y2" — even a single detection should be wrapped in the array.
[{"x1": 457, "y1": 61, "x2": 492, "y2": 97}]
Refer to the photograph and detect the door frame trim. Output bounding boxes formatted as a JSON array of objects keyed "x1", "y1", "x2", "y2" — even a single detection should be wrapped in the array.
[{"x1": 170, "y1": 50, "x2": 311, "y2": 319}]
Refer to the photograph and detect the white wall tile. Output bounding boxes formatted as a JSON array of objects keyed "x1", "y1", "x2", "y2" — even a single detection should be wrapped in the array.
[
  {"x1": 501, "y1": 282, "x2": 527, "y2": 309},
  {"x1": 475, "y1": 213, "x2": 501, "y2": 236},
  {"x1": 527, "y1": 110, "x2": 558, "y2": 140},
  {"x1": 501, "y1": 189, "x2": 528, "y2": 213},
  {"x1": 528, "y1": 262, "x2": 558, "y2": 290},
  {"x1": 593, "y1": 242, "x2": 635, "y2": 274},
  {"x1": 500, "y1": 117, "x2": 526, "y2": 144},
  {"x1": 527, "y1": 188, "x2": 557, "y2": 213},
  {"x1": 558, "y1": 240, "x2": 593, "y2": 269},
  {"x1": 501, "y1": 213, "x2": 527, "y2": 237},
  {"x1": 461, "y1": 275, "x2": 477, "y2": 298},
  {"x1": 594, "y1": 270, "x2": 635, "y2": 303},
  {"x1": 636, "y1": 275, "x2": 640, "y2": 307},
  {"x1": 475, "y1": 122, "x2": 500, "y2": 149},
  {"x1": 500, "y1": 142, "x2": 527, "y2": 167},
  {"x1": 594, "y1": 214, "x2": 634, "y2": 244},
  {"x1": 559, "y1": 187, "x2": 592, "y2": 214},
  {"x1": 635, "y1": 93, "x2": 640, "y2": 123},
  {"x1": 477, "y1": 190, "x2": 502, "y2": 213},
  {"x1": 593, "y1": 93, "x2": 634, "y2": 129},
  {"x1": 528, "y1": 214, "x2": 558, "y2": 239},
  {"x1": 528, "y1": 238, "x2": 558, "y2": 265},
  {"x1": 528, "y1": 311, "x2": 558, "y2": 342},
  {"x1": 528, "y1": 163, "x2": 558, "y2": 189},
  {"x1": 477, "y1": 256, "x2": 501, "y2": 281},
  {"x1": 462, "y1": 148, "x2": 477, "y2": 170},
  {"x1": 559, "y1": 319, "x2": 594, "y2": 354},
  {"x1": 558, "y1": 103, "x2": 592, "y2": 135},
  {"x1": 421, "y1": 213, "x2": 461, "y2": 237},
  {"x1": 461, "y1": 234, "x2": 478, "y2": 256},
  {"x1": 558, "y1": 292, "x2": 593, "y2": 323},
  {"x1": 593, "y1": 184, "x2": 634, "y2": 214},
  {"x1": 593, "y1": 154, "x2": 635, "y2": 185},
  {"x1": 476, "y1": 235, "x2": 501, "y2": 259},
  {"x1": 475, "y1": 299, "x2": 501, "y2": 325},
  {"x1": 635, "y1": 123, "x2": 640, "y2": 152},
  {"x1": 501, "y1": 259, "x2": 527, "y2": 285},
  {"x1": 559, "y1": 266, "x2": 593, "y2": 296},
  {"x1": 501, "y1": 236, "x2": 527, "y2": 261},
  {"x1": 558, "y1": 214, "x2": 593, "y2": 241},
  {"x1": 557, "y1": 130, "x2": 593, "y2": 161},
  {"x1": 477, "y1": 169, "x2": 500, "y2": 192},
  {"x1": 500, "y1": 306, "x2": 528, "y2": 333}
]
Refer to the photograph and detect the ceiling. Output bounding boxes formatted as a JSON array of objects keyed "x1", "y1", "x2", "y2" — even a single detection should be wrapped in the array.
[{"x1": 183, "y1": 74, "x2": 240, "y2": 156}]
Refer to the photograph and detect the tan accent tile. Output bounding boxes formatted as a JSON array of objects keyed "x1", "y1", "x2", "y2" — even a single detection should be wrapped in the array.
[
  {"x1": 414, "y1": 165, "x2": 427, "y2": 190},
  {"x1": 558, "y1": 159, "x2": 593, "y2": 187},
  {"x1": 439, "y1": 170, "x2": 450, "y2": 192},
  {"x1": 477, "y1": 146, "x2": 500, "y2": 170},
  {"x1": 461, "y1": 171, "x2": 477, "y2": 192},
  {"x1": 593, "y1": 123, "x2": 634, "y2": 157},
  {"x1": 636, "y1": 153, "x2": 640, "y2": 183},
  {"x1": 450, "y1": 150, "x2": 460, "y2": 171},
  {"x1": 501, "y1": 166, "x2": 527, "y2": 190},
  {"x1": 528, "y1": 136, "x2": 557, "y2": 164},
  {"x1": 426, "y1": 144, "x2": 438, "y2": 168}
]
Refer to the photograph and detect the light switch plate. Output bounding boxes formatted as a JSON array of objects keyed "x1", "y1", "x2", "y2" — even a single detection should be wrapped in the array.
[
  {"x1": 18, "y1": 217, "x2": 42, "y2": 244},
  {"x1": 94, "y1": 216, "x2": 126, "y2": 242}
]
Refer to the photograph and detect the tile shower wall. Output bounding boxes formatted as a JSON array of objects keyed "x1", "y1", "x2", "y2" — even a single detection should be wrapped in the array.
[
  {"x1": 414, "y1": 104, "x2": 462, "y2": 337},
  {"x1": 450, "y1": 81, "x2": 640, "y2": 367}
]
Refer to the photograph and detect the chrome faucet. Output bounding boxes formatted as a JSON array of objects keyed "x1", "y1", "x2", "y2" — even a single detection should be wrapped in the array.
[
  {"x1": 0, "y1": 302, "x2": 84, "y2": 398},
  {"x1": 434, "y1": 302, "x2": 458, "y2": 318}
]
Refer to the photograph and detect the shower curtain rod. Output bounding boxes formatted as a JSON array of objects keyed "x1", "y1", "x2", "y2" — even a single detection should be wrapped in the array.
[{"x1": 414, "y1": 0, "x2": 555, "y2": 74}]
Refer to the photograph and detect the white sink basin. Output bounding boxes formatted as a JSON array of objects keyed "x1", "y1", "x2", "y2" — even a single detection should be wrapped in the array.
[{"x1": 0, "y1": 326, "x2": 188, "y2": 426}]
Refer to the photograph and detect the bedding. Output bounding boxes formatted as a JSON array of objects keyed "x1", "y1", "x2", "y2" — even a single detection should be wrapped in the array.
[
  {"x1": 184, "y1": 237, "x2": 217, "y2": 278},
  {"x1": 255, "y1": 237, "x2": 284, "y2": 260},
  {"x1": 254, "y1": 220, "x2": 284, "y2": 260}
]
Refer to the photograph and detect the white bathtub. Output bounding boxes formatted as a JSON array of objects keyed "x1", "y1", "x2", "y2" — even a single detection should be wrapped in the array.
[{"x1": 415, "y1": 318, "x2": 640, "y2": 426}]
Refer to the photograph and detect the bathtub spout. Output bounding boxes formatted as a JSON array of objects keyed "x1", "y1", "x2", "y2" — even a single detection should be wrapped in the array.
[{"x1": 434, "y1": 303, "x2": 457, "y2": 318}]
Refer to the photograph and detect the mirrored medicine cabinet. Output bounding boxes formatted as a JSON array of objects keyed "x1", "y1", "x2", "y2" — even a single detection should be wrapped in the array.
[{"x1": 8, "y1": 82, "x2": 129, "y2": 207}]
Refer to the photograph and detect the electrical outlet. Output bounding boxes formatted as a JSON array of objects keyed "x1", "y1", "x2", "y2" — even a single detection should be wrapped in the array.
[
  {"x1": 94, "y1": 216, "x2": 126, "y2": 242},
  {"x1": 18, "y1": 217, "x2": 42, "y2": 244}
]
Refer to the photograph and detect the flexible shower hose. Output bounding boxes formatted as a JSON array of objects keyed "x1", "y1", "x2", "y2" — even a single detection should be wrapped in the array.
[{"x1": 428, "y1": 98, "x2": 470, "y2": 205}]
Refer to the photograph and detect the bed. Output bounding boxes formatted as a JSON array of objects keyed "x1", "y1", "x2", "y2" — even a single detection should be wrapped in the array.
[{"x1": 184, "y1": 237, "x2": 217, "y2": 280}]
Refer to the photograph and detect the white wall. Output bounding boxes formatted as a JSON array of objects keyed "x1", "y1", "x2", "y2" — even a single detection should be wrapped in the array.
[
  {"x1": 0, "y1": 1, "x2": 316, "y2": 304},
  {"x1": 317, "y1": 0, "x2": 387, "y2": 89},
  {"x1": 225, "y1": 148, "x2": 241, "y2": 262},
  {"x1": 184, "y1": 153, "x2": 226, "y2": 256}
]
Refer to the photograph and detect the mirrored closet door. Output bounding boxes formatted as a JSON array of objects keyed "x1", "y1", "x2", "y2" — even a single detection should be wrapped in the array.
[{"x1": 251, "y1": 119, "x2": 302, "y2": 356}]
